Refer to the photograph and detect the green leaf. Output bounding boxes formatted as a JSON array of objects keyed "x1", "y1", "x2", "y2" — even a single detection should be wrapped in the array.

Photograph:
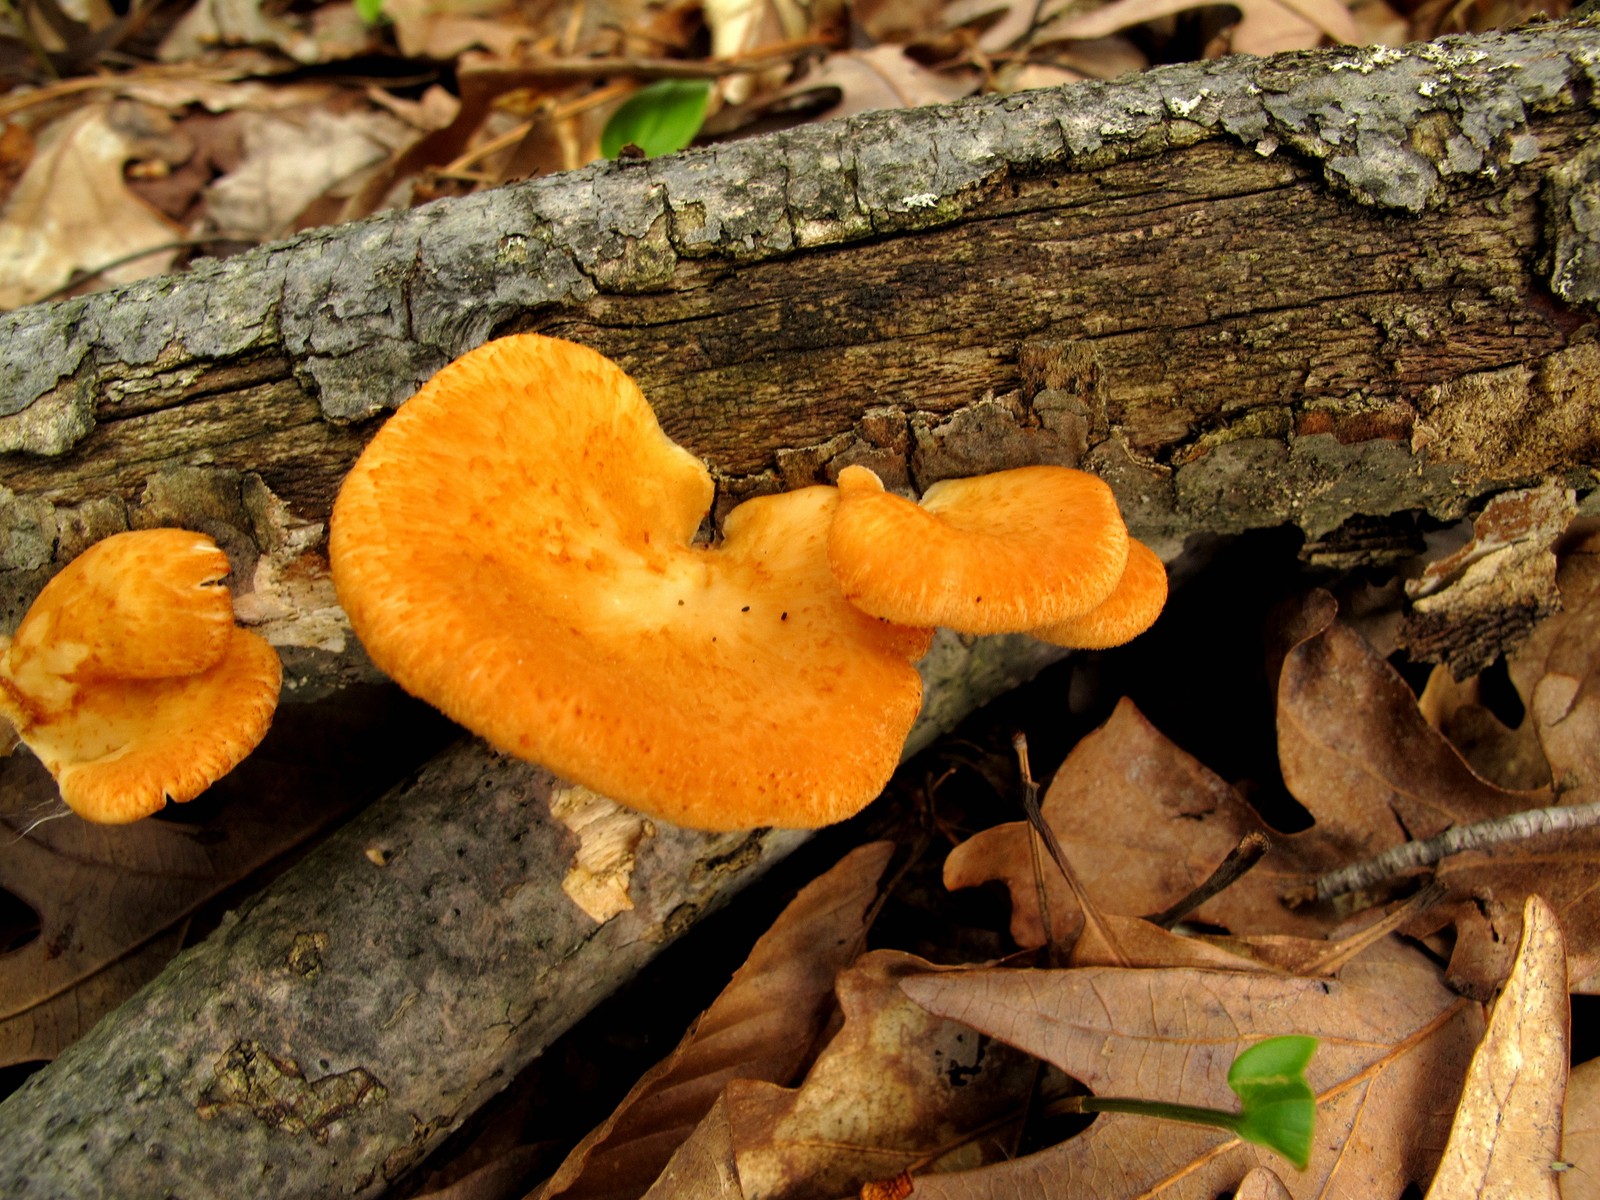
[
  {"x1": 1228, "y1": 1035, "x2": 1318, "y2": 1170},
  {"x1": 601, "y1": 80, "x2": 712, "y2": 159},
  {"x1": 354, "y1": 0, "x2": 387, "y2": 25}
]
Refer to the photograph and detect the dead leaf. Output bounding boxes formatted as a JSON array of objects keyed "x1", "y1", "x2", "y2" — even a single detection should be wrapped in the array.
[
  {"x1": 640, "y1": 1092, "x2": 743, "y2": 1200},
  {"x1": 0, "y1": 687, "x2": 453, "y2": 1068},
  {"x1": 1037, "y1": 0, "x2": 1356, "y2": 55},
  {"x1": 383, "y1": 0, "x2": 534, "y2": 61},
  {"x1": 205, "y1": 105, "x2": 409, "y2": 239},
  {"x1": 538, "y1": 841, "x2": 896, "y2": 1200},
  {"x1": 1418, "y1": 665, "x2": 1552, "y2": 793},
  {"x1": 159, "y1": 0, "x2": 376, "y2": 65},
  {"x1": 1561, "y1": 1057, "x2": 1600, "y2": 1200},
  {"x1": 716, "y1": 950, "x2": 1037, "y2": 1199},
  {"x1": 704, "y1": 0, "x2": 823, "y2": 103},
  {"x1": 0, "y1": 102, "x2": 183, "y2": 308},
  {"x1": 1425, "y1": 894, "x2": 1568, "y2": 1200},
  {"x1": 943, "y1": 699, "x2": 1307, "y2": 948},
  {"x1": 901, "y1": 943, "x2": 1484, "y2": 1198},
  {"x1": 1277, "y1": 594, "x2": 1542, "y2": 842},
  {"x1": 1515, "y1": 540, "x2": 1600, "y2": 808},
  {"x1": 1236, "y1": 1167, "x2": 1295, "y2": 1200},
  {"x1": 787, "y1": 47, "x2": 978, "y2": 121}
]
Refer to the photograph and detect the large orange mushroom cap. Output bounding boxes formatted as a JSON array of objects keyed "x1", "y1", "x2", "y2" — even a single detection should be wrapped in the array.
[
  {"x1": 828, "y1": 464, "x2": 1131, "y2": 634},
  {"x1": 0, "y1": 529, "x2": 282, "y2": 824},
  {"x1": 329, "y1": 334, "x2": 930, "y2": 832}
]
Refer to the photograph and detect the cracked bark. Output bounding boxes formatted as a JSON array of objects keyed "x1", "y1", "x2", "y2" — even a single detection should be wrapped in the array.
[{"x1": 2, "y1": 20, "x2": 1600, "y2": 1199}]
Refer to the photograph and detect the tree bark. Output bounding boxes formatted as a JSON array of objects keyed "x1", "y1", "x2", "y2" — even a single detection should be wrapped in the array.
[
  {"x1": 2, "y1": 22, "x2": 1598, "y2": 673},
  {"x1": 2, "y1": 20, "x2": 1600, "y2": 1198}
]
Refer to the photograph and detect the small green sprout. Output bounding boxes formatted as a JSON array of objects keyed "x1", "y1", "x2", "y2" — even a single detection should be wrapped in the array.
[
  {"x1": 600, "y1": 79, "x2": 712, "y2": 159},
  {"x1": 1058, "y1": 1035, "x2": 1318, "y2": 1169},
  {"x1": 354, "y1": 0, "x2": 387, "y2": 26}
]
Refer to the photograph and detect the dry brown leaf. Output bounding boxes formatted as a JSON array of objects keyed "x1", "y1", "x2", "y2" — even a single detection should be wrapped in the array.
[
  {"x1": 1409, "y1": 545, "x2": 1600, "y2": 995},
  {"x1": 1425, "y1": 894, "x2": 1568, "y2": 1200},
  {"x1": 943, "y1": 699, "x2": 1315, "y2": 948},
  {"x1": 205, "y1": 105, "x2": 411, "y2": 239},
  {"x1": 1418, "y1": 665, "x2": 1552, "y2": 792},
  {"x1": 790, "y1": 47, "x2": 978, "y2": 121},
  {"x1": 0, "y1": 102, "x2": 183, "y2": 308},
  {"x1": 1037, "y1": 0, "x2": 1356, "y2": 56},
  {"x1": 383, "y1": 0, "x2": 533, "y2": 60},
  {"x1": 0, "y1": 688, "x2": 450, "y2": 1067},
  {"x1": 159, "y1": 0, "x2": 375, "y2": 64},
  {"x1": 1561, "y1": 1057, "x2": 1600, "y2": 1200},
  {"x1": 536, "y1": 841, "x2": 896, "y2": 1200},
  {"x1": 1236, "y1": 1167, "x2": 1295, "y2": 1200},
  {"x1": 714, "y1": 950, "x2": 1036, "y2": 1199},
  {"x1": 640, "y1": 1093, "x2": 742, "y2": 1200},
  {"x1": 901, "y1": 943, "x2": 1484, "y2": 1198},
  {"x1": 1277, "y1": 591, "x2": 1542, "y2": 842},
  {"x1": 1514, "y1": 538, "x2": 1600, "y2": 808}
]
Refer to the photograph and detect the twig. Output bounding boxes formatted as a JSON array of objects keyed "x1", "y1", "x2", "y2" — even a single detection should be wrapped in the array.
[
  {"x1": 463, "y1": 39, "x2": 830, "y2": 86},
  {"x1": 1142, "y1": 831, "x2": 1271, "y2": 929},
  {"x1": 1013, "y1": 732, "x2": 1127, "y2": 966},
  {"x1": 1299, "y1": 882, "x2": 1446, "y2": 976},
  {"x1": 1309, "y1": 801, "x2": 1600, "y2": 902},
  {"x1": 33, "y1": 238, "x2": 247, "y2": 304}
]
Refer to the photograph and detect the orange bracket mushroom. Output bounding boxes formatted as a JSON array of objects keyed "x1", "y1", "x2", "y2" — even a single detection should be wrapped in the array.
[
  {"x1": 0, "y1": 529, "x2": 282, "y2": 824},
  {"x1": 329, "y1": 335, "x2": 931, "y2": 832},
  {"x1": 828, "y1": 463, "x2": 1167, "y2": 648}
]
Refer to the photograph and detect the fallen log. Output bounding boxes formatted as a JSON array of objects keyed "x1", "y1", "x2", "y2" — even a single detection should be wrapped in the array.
[{"x1": 2, "y1": 18, "x2": 1600, "y2": 1198}]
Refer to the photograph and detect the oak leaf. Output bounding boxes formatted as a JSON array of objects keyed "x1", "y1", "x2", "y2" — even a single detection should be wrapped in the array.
[
  {"x1": 900, "y1": 944, "x2": 1483, "y2": 1198},
  {"x1": 1425, "y1": 895, "x2": 1568, "y2": 1200},
  {"x1": 536, "y1": 842, "x2": 895, "y2": 1200}
]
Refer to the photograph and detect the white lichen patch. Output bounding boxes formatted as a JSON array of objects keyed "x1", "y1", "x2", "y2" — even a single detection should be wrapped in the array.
[
  {"x1": 900, "y1": 193, "x2": 941, "y2": 209},
  {"x1": 550, "y1": 784, "x2": 655, "y2": 924},
  {"x1": 1167, "y1": 89, "x2": 1211, "y2": 119}
]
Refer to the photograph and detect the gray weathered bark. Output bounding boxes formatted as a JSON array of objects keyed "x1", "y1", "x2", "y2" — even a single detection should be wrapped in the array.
[{"x1": 2, "y1": 19, "x2": 1600, "y2": 1199}]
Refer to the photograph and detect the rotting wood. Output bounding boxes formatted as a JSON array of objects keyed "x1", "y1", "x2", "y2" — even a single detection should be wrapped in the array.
[
  {"x1": 2, "y1": 21, "x2": 1600, "y2": 1198},
  {"x1": 3, "y1": 22, "x2": 1600, "y2": 675},
  {"x1": 0, "y1": 743, "x2": 809, "y2": 1199}
]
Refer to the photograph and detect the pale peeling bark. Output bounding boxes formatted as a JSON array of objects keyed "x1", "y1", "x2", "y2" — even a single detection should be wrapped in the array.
[{"x1": 2, "y1": 22, "x2": 1600, "y2": 1198}]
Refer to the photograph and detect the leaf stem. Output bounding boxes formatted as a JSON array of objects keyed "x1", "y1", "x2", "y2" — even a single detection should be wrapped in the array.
[{"x1": 1054, "y1": 1093, "x2": 1246, "y2": 1135}]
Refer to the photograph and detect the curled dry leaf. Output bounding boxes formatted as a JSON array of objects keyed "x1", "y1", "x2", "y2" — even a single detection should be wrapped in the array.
[
  {"x1": 1410, "y1": 544, "x2": 1600, "y2": 995},
  {"x1": 1276, "y1": 590, "x2": 1542, "y2": 842},
  {"x1": 944, "y1": 699, "x2": 1300, "y2": 948},
  {"x1": 716, "y1": 950, "x2": 1037, "y2": 1199},
  {"x1": 643, "y1": 949, "x2": 1035, "y2": 1200},
  {"x1": 788, "y1": 47, "x2": 978, "y2": 121},
  {"x1": 901, "y1": 943, "x2": 1484, "y2": 1198},
  {"x1": 538, "y1": 841, "x2": 895, "y2": 1200},
  {"x1": 1425, "y1": 895, "x2": 1568, "y2": 1200},
  {"x1": 206, "y1": 106, "x2": 410, "y2": 239}
]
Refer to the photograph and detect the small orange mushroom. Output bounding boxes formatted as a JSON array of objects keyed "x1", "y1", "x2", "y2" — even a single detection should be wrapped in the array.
[
  {"x1": 0, "y1": 529, "x2": 282, "y2": 823},
  {"x1": 1030, "y1": 536, "x2": 1168, "y2": 649},
  {"x1": 330, "y1": 334, "x2": 930, "y2": 832},
  {"x1": 828, "y1": 464, "x2": 1132, "y2": 633}
]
